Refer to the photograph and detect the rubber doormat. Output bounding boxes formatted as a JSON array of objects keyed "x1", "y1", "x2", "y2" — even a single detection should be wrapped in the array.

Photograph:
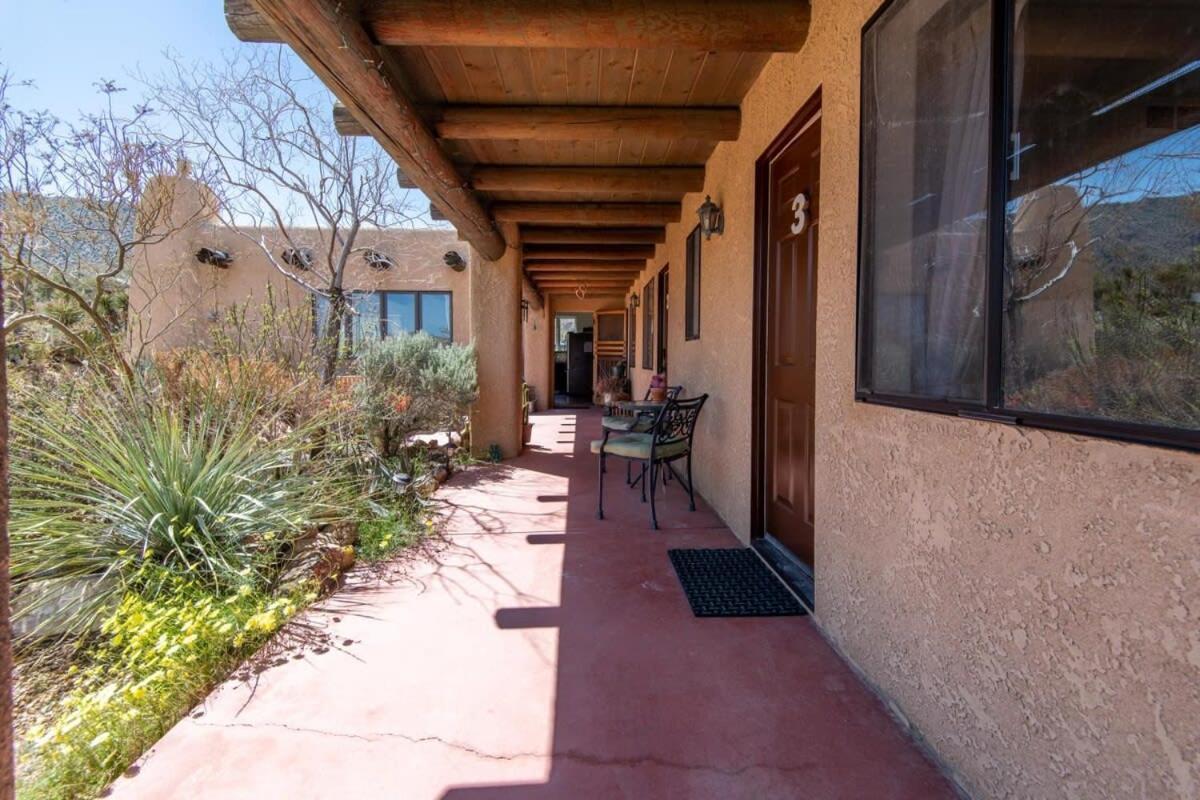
[{"x1": 668, "y1": 548, "x2": 806, "y2": 617}]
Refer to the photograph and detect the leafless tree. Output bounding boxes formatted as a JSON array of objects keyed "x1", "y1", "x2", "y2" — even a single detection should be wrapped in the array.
[
  {"x1": 149, "y1": 49, "x2": 421, "y2": 384},
  {"x1": 0, "y1": 75, "x2": 209, "y2": 382}
]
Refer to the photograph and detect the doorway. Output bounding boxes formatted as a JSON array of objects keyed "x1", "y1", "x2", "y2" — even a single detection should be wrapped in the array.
[
  {"x1": 553, "y1": 312, "x2": 594, "y2": 408},
  {"x1": 752, "y1": 92, "x2": 821, "y2": 586}
]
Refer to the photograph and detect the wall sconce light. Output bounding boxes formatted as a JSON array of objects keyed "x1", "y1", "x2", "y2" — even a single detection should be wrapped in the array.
[
  {"x1": 444, "y1": 250, "x2": 466, "y2": 271},
  {"x1": 697, "y1": 195, "x2": 724, "y2": 240},
  {"x1": 195, "y1": 247, "x2": 232, "y2": 268},
  {"x1": 521, "y1": 298, "x2": 530, "y2": 323},
  {"x1": 630, "y1": 293, "x2": 640, "y2": 310}
]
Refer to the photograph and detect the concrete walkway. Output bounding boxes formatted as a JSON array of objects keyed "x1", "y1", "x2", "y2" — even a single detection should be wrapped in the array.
[{"x1": 110, "y1": 409, "x2": 955, "y2": 799}]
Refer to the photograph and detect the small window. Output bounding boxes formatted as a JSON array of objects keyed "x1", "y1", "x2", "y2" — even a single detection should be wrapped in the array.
[
  {"x1": 685, "y1": 226, "x2": 701, "y2": 340},
  {"x1": 383, "y1": 292, "x2": 416, "y2": 337},
  {"x1": 641, "y1": 279, "x2": 654, "y2": 370},
  {"x1": 627, "y1": 297, "x2": 637, "y2": 365}
]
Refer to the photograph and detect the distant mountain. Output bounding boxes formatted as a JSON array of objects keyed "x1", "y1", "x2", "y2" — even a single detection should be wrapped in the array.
[
  {"x1": 1086, "y1": 194, "x2": 1200, "y2": 275},
  {"x1": 1, "y1": 194, "x2": 134, "y2": 283}
]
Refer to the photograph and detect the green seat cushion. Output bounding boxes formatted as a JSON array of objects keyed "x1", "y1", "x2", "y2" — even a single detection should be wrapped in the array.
[
  {"x1": 590, "y1": 433, "x2": 689, "y2": 460},
  {"x1": 600, "y1": 415, "x2": 654, "y2": 433}
]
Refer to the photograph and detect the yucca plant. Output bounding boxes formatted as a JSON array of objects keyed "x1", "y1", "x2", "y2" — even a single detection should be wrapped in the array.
[{"x1": 10, "y1": 373, "x2": 357, "y2": 642}]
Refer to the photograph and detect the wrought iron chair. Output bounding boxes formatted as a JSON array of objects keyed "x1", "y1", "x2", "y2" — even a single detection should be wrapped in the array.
[
  {"x1": 600, "y1": 385, "x2": 683, "y2": 485},
  {"x1": 591, "y1": 394, "x2": 708, "y2": 530}
]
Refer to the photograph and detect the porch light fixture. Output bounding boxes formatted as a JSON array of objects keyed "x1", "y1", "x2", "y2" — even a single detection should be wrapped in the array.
[
  {"x1": 195, "y1": 247, "x2": 232, "y2": 268},
  {"x1": 521, "y1": 298, "x2": 530, "y2": 322},
  {"x1": 696, "y1": 195, "x2": 724, "y2": 240}
]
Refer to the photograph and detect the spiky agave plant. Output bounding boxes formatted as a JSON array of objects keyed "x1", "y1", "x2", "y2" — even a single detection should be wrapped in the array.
[{"x1": 10, "y1": 373, "x2": 356, "y2": 641}]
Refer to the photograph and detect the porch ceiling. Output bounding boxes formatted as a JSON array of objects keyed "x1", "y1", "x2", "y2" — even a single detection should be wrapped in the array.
[{"x1": 229, "y1": 0, "x2": 811, "y2": 297}]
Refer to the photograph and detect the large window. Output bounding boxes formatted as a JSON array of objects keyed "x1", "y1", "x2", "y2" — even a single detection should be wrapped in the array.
[
  {"x1": 685, "y1": 226, "x2": 702, "y2": 340},
  {"x1": 858, "y1": 0, "x2": 1200, "y2": 450},
  {"x1": 314, "y1": 290, "x2": 453, "y2": 349}
]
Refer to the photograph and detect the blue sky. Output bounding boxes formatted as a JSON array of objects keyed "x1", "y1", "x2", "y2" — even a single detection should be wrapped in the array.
[{"x1": 0, "y1": 0, "x2": 252, "y2": 118}]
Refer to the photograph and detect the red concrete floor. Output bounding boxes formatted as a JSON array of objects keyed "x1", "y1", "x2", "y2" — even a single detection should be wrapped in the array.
[{"x1": 108, "y1": 409, "x2": 955, "y2": 800}]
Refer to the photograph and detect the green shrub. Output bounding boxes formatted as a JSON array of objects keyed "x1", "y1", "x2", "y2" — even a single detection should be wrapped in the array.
[
  {"x1": 10, "y1": 371, "x2": 356, "y2": 640},
  {"x1": 353, "y1": 333, "x2": 477, "y2": 457},
  {"x1": 19, "y1": 571, "x2": 313, "y2": 800}
]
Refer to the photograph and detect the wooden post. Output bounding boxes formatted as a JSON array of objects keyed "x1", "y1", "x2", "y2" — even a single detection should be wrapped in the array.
[{"x1": 248, "y1": 0, "x2": 505, "y2": 260}]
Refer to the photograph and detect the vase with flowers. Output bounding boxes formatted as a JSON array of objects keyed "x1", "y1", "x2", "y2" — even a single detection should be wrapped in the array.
[{"x1": 648, "y1": 373, "x2": 668, "y2": 403}]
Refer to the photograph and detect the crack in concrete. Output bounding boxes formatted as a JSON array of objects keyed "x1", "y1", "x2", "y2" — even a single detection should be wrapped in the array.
[{"x1": 194, "y1": 719, "x2": 817, "y2": 777}]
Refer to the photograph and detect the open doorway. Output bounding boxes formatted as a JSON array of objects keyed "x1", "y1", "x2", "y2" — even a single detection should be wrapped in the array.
[{"x1": 553, "y1": 312, "x2": 594, "y2": 408}]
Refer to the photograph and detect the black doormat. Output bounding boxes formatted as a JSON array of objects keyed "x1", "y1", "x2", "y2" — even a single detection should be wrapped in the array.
[{"x1": 668, "y1": 548, "x2": 806, "y2": 617}]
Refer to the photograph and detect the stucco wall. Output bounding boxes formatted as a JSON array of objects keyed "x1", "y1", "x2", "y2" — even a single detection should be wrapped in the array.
[
  {"x1": 130, "y1": 181, "x2": 471, "y2": 358},
  {"x1": 624, "y1": 2, "x2": 1200, "y2": 798}
]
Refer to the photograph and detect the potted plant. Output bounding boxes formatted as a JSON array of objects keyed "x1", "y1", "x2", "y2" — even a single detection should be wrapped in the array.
[
  {"x1": 648, "y1": 373, "x2": 668, "y2": 403},
  {"x1": 595, "y1": 374, "x2": 627, "y2": 408}
]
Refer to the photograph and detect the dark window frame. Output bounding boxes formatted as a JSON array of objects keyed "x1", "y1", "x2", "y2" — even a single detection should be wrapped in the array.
[
  {"x1": 656, "y1": 264, "x2": 669, "y2": 374},
  {"x1": 641, "y1": 279, "x2": 654, "y2": 370},
  {"x1": 627, "y1": 297, "x2": 637, "y2": 366},
  {"x1": 854, "y1": 0, "x2": 1200, "y2": 452},
  {"x1": 685, "y1": 226, "x2": 702, "y2": 340},
  {"x1": 383, "y1": 290, "x2": 453, "y2": 341},
  {"x1": 313, "y1": 289, "x2": 454, "y2": 348}
]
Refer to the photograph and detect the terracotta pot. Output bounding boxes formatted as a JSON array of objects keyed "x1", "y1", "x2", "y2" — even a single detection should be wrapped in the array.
[{"x1": 649, "y1": 387, "x2": 667, "y2": 403}]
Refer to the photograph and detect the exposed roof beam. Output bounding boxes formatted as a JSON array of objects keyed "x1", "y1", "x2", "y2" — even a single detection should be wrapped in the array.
[
  {"x1": 244, "y1": 0, "x2": 505, "y2": 260},
  {"x1": 525, "y1": 266, "x2": 648, "y2": 275},
  {"x1": 337, "y1": 104, "x2": 739, "y2": 142},
  {"x1": 471, "y1": 166, "x2": 704, "y2": 195},
  {"x1": 520, "y1": 227, "x2": 666, "y2": 245},
  {"x1": 438, "y1": 107, "x2": 738, "y2": 142},
  {"x1": 522, "y1": 245, "x2": 657, "y2": 260},
  {"x1": 494, "y1": 203, "x2": 680, "y2": 226},
  {"x1": 230, "y1": 0, "x2": 811, "y2": 51}
]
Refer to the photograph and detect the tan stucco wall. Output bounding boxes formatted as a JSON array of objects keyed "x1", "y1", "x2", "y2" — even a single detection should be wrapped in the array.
[
  {"x1": 469, "y1": 227, "x2": 523, "y2": 459},
  {"x1": 624, "y1": 2, "x2": 1200, "y2": 798},
  {"x1": 130, "y1": 183, "x2": 471, "y2": 358},
  {"x1": 521, "y1": 281, "x2": 550, "y2": 412}
]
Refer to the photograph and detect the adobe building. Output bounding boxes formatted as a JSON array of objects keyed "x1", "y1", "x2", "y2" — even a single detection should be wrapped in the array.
[{"x1": 216, "y1": 2, "x2": 1200, "y2": 798}]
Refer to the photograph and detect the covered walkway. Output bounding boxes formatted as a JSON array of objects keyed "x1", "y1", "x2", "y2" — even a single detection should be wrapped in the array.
[{"x1": 110, "y1": 410, "x2": 954, "y2": 799}]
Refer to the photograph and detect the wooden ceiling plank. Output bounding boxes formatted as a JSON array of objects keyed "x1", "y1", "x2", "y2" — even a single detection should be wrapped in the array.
[
  {"x1": 493, "y1": 202, "x2": 680, "y2": 225},
  {"x1": 520, "y1": 227, "x2": 665, "y2": 244},
  {"x1": 229, "y1": 0, "x2": 812, "y2": 51},
  {"x1": 246, "y1": 0, "x2": 504, "y2": 259},
  {"x1": 525, "y1": 259, "x2": 646, "y2": 270},
  {"x1": 470, "y1": 166, "x2": 704, "y2": 194},
  {"x1": 523, "y1": 244, "x2": 656, "y2": 260}
]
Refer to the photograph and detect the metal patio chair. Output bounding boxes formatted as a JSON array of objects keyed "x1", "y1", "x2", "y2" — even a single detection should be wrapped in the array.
[
  {"x1": 592, "y1": 393, "x2": 708, "y2": 530},
  {"x1": 601, "y1": 385, "x2": 683, "y2": 485}
]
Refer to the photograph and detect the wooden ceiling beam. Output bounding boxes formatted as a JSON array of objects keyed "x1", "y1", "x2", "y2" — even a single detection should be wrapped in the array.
[
  {"x1": 525, "y1": 260, "x2": 646, "y2": 271},
  {"x1": 471, "y1": 166, "x2": 704, "y2": 195},
  {"x1": 336, "y1": 103, "x2": 738, "y2": 142},
  {"x1": 230, "y1": 0, "x2": 811, "y2": 51},
  {"x1": 522, "y1": 245, "x2": 656, "y2": 260},
  {"x1": 520, "y1": 227, "x2": 666, "y2": 245},
  {"x1": 494, "y1": 203, "x2": 680, "y2": 226},
  {"x1": 243, "y1": 0, "x2": 505, "y2": 259}
]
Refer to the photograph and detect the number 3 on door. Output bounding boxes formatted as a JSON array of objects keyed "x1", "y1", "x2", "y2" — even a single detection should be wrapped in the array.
[{"x1": 790, "y1": 192, "x2": 808, "y2": 235}]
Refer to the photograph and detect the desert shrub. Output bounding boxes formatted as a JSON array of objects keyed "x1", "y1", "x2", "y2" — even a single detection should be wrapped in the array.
[
  {"x1": 18, "y1": 569, "x2": 313, "y2": 800},
  {"x1": 353, "y1": 333, "x2": 477, "y2": 457},
  {"x1": 10, "y1": 369, "x2": 357, "y2": 640}
]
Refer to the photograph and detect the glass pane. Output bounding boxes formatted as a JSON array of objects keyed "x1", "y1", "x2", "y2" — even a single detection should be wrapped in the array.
[
  {"x1": 384, "y1": 292, "x2": 416, "y2": 337},
  {"x1": 313, "y1": 294, "x2": 331, "y2": 339},
  {"x1": 420, "y1": 293, "x2": 452, "y2": 341},
  {"x1": 556, "y1": 316, "x2": 577, "y2": 351},
  {"x1": 349, "y1": 292, "x2": 380, "y2": 347},
  {"x1": 859, "y1": 0, "x2": 991, "y2": 402},
  {"x1": 1003, "y1": 1, "x2": 1200, "y2": 429}
]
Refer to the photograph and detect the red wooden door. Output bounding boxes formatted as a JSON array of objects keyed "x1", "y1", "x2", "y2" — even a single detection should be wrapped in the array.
[{"x1": 764, "y1": 112, "x2": 820, "y2": 568}]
